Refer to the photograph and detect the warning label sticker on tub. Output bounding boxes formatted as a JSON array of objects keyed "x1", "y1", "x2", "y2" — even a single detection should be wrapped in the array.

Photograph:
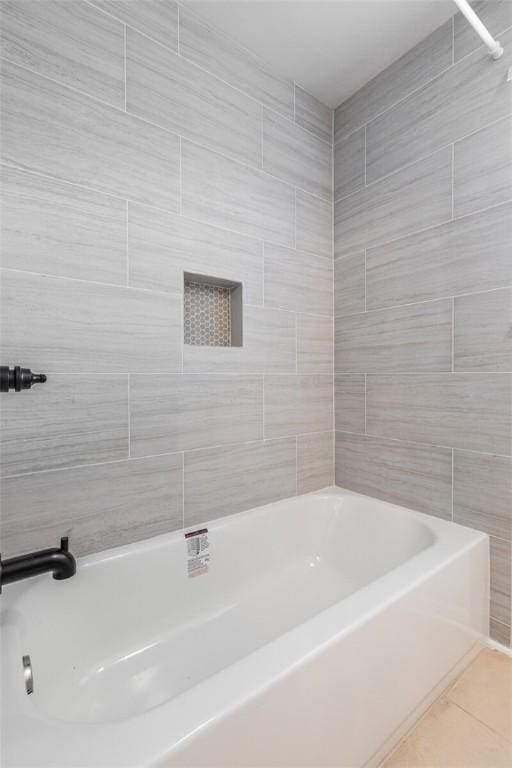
[{"x1": 185, "y1": 528, "x2": 210, "y2": 577}]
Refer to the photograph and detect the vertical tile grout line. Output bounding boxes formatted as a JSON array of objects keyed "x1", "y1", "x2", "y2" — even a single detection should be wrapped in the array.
[
  {"x1": 295, "y1": 436, "x2": 299, "y2": 496},
  {"x1": 182, "y1": 452, "x2": 185, "y2": 529},
  {"x1": 451, "y1": 143, "x2": 455, "y2": 220},
  {"x1": 451, "y1": 297, "x2": 455, "y2": 372},
  {"x1": 332, "y1": 115, "x2": 335, "y2": 485},
  {"x1": 127, "y1": 374, "x2": 131, "y2": 458},
  {"x1": 451, "y1": 448, "x2": 454, "y2": 521},
  {"x1": 364, "y1": 124, "x2": 367, "y2": 186},
  {"x1": 178, "y1": 135, "x2": 182, "y2": 216},
  {"x1": 123, "y1": 24, "x2": 127, "y2": 111},
  {"x1": 364, "y1": 374, "x2": 367, "y2": 434},
  {"x1": 125, "y1": 200, "x2": 129, "y2": 286}
]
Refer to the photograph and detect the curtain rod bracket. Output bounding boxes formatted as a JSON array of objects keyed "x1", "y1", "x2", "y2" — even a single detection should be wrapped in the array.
[{"x1": 453, "y1": 0, "x2": 505, "y2": 59}]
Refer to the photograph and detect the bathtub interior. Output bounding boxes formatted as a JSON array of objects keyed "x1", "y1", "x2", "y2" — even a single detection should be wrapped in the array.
[{"x1": 3, "y1": 492, "x2": 436, "y2": 725}]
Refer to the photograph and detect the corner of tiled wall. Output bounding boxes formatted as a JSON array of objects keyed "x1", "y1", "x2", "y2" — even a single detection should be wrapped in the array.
[
  {"x1": 333, "y1": 2, "x2": 512, "y2": 647},
  {"x1": 0, "y1": 1, "x2": 335, "y2": 560}
]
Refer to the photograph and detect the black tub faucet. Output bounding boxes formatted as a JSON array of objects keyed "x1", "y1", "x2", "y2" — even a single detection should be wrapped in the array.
[{"x1": 0, "y1": 537, "x2": 76, "y2": 593}]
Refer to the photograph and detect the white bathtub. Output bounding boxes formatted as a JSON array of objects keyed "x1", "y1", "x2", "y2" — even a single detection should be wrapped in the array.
[{"x1": 1, "y1": 487, "x2": 488, "y2": 767}]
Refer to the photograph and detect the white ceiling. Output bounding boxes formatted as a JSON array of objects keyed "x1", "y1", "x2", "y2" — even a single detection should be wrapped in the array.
[{"x1": 183, "y1": 0, "x2": 456, "y2": 108}]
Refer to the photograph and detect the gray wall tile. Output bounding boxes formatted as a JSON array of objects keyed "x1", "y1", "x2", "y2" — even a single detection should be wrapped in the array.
[
  {"x1": 1, "y1": 269, "x2": 181, "y2": 373},
  {"x1": 184, "y1": 438, "x2": 297, "y2": 525},
  {"x1": 0, "y1": 375, "x2": 128, "y2": 476},
  {"x1": 454, "y1": 1, "x2": 512, "y2": 61},
  {"x1": 454, "y1": 115, "x2": 512, "y2": 218},
  {"x1": 366, "y1": 202, "x2": 512, "y2": 309},
  {"x1": 264, "y1": 375, "x2": 333, "y2": 439},
  {"x1": 366, "y1": 373, "x2": 512, "y2": 455},
  {"x1": 295, "y1": 189, "x2": 333, "y2": 258},
  {"x1": 335, "y1": 375, "x2": 365, "y2": 433},
  {"x1": 1, "y1": 60, "x2": 180, "y2": 210},
  {"x1": 127, "y1": 203, "x2": 263, "y2": 305},
  {"x1": 183, "y1": 306, "x2": 296, "y2": 373},
  {"x1": 0, "y1": 166, "x2": 127, "y2": 284},
  {"x1": 297, "y1": 314, "x2": 333, "y2": 374},
  {"x1": 454, "y1": 287, "x2": 512, "y2": 372},
  {"x1": 297, "y1": 432, "x2": 333, "y2": 494},
  {"x1": 0, "y1": 0, "x2": 124, "y2": 107},
  {"x1": 490, "y1": 535, "x2": 512, "y2": 627},
  {"x1": 335, "y1": 251, "x2": 365, "y2": 317},
  {"x1": 366, "y1": 28, "x2": 512, "y2": 182},
  {"x1": 294, "y1": 86, "x2": 332, "y2": 143},
  {"x1": 264, "y1": 244, "x2": 333, "y2": 315},
  {"x1": 262, "y1": 110, "x2": 332, "y2": 200},
  {"x1": 89, "y1": 0, "x2": 178, "y2": 52},
  {"x1": 334, "y1": 21, "x2": 453, "y2": 143},
  {"x1": 334, "y1": 128, "x2": 365, "y2": 200},
  {"x1": 126, "y1": 27, "x2": 262, "y2": 167},
  {"x1": 130, "y1": 374, "x2": 263, "y2": 455},
  {"x1": 1, "y1": 454, "x2": 183, "y2": 558},
  {"x1": 335, "y1": 432, "x2": 452, "y2": 519},
  {"x1": 179, "y1": 7, "x2": 294, "y2": 118},
  {"x1": 334, "y1": 148, "x2": 452, "y2": 257},
  {"x1": 181, "y1": 140, "x2": 295, "y2": 246},
  {"x1": 335, "y1": 300, "x2": 452, "y2": 373},
  {"x1": 490, "y1": 618, "x2": 511, "y2": 646},
  {"x1": 454, "y1": 451, "x2": 512, "y2": 540}
]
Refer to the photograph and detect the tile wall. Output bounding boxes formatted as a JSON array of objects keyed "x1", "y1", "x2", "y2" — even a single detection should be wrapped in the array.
[
  {"x1": 334, "y1": 1, "x2": 512, "y2": 646},
  {"x1": 0, "y1": 0, "x2": 334, "y2": 558}
]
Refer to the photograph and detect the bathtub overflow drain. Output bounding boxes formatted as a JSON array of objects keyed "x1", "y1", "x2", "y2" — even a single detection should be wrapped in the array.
[{"x1": 22, "y1": 655, "x2": 33, "y2": 695}]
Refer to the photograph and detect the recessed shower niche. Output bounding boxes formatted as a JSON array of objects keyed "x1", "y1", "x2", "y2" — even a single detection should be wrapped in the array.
[{"x1": 184, "y1": 273, "x2": 243, "y2": 347}]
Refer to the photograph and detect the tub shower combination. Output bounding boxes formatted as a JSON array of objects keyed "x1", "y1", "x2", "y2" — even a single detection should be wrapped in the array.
[{"x1": 2, "y1": 488, "x2": 488, "y2": 767}]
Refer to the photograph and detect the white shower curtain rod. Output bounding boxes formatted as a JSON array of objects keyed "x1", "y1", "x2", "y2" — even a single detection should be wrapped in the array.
[{"x1": 452, "y1": 0, "x2": 504, "y2": 59}]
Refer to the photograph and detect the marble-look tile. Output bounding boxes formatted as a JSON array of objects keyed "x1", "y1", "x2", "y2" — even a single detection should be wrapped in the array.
[
  {"x1": 127, "y1": 203, "x2": 262, "y2": 305},
  {"x1": 0, "y1": 454, "x2": 183, "y2": 559},
  {"x1": 454, "y1": 451, "x2": 512, "y2": 541},
  {"x1": 366, "y1": 373, "x2": 512, "y2": 455},
  {"x1": 264, "y1": 375, "x2": 333, "y2": 439},
  {"x1": 334, "y1": 21, "x2": 453, "y2": 143},
  {"x1": 1, "y1": 60, "x2": 180, "y2": 210},
  {"x1": 0, "y1": 0, "x2": 124, "y2": 107},
  {"x1": 454, "y1": 287, "x2": 512, "y2": 372},
  {"x1": 383, "y1": 696, "x2": 512, "y2": 768},
  {"x1": 89, "y1": 0, "x2": 178, "y2": 52},
  {"x1": 130, "y1": 374, "x2": 263, "y2": 455},
  {"x1": 447, "y1": 649, "x2": 512, "y2": 743},
  {"x1": 366, "y1": 202, "x2": 512, "y2": 309},
  {"x1": 335, "y1": 251, "x2": 365, "y2": 317},
  {"x1": 297, "y1": 432, "x2": 333, "y2": 494},
  {"x1": 184, "y1": 306, "x2": 296, "y2": 373},
  {"x1": 184, "y1": 438, "x2": 297, "y2": 525},
  {"x1": 0, "y1": 166, "x2": 126, "y2": 284},
  {"x1": 181, "y1": 140, "x2": 294, "y2": 246},
  {"x1": 335, "y1": 432, "x2": 452, "y2": 519},
  {"x1": 335, "y1": 375, "x2": 365, "y2": 433},
  {"x1": 366, "y1": 28, "x2": 512, "y2": 182},
  {"x1": 0, "y1": 374, "x2": 128, "y2": 476},
  {"x1": 334, "y1": 149, "x2": 452, "y2": 257},
  {"x1": 126, "y1": 27, "x2": 261, "y2": 167},
  {"x1": 335, "y1": 300, "x2": 452, "y2": 373},
  {"x1": 264, "y1": 244, "x2": 333, "y2": 315},
  {"x1": 297, "y1": 314, "x2": 334, "y2": 374},
  {"x1": 295, "y1": 189, "x2": 333, "y2": 258},
  {"x1": 179, "y1": 7, "x2": 293, "y2": 118},
  {"x1": 490, "y1": 536, "x2": 512, "y2": 628},
  {"x1": 454, "y1": 115, "x2": 512, "y2": 218},
  {"x1": 1, "y1": 269, "x2": 181, "y2": 373},
  {"x1": 262, "y1": 110, "x2": 332, "y2": 200},
  {"x1": 454, "y1": 1, "x2": 512, "y2": 61},
  {"x1": 334, "y1": 128, "x2": 365, "y2": 200},
  {"x1": 294, "y1": 86, "x2": 332, "y2": 143},
  {"x1": 490, "y1": 618, "x2": 511, "y2": 646}
]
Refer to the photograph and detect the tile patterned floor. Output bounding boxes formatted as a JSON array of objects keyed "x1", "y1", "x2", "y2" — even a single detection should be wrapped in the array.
[{"x1": 383, "y1": 649, "x2": 512, "y2": 768}]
